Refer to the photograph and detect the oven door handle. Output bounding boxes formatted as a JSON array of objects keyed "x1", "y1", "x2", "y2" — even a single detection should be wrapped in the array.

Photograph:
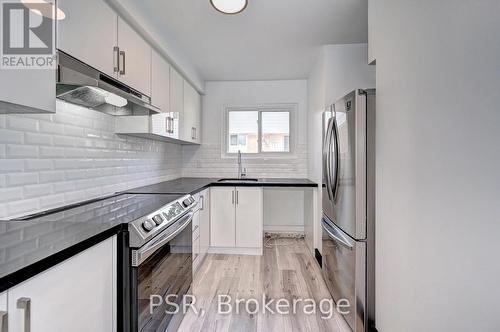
[{"x1": 133, "y1": 211, "x2": 194, "y2": 266}]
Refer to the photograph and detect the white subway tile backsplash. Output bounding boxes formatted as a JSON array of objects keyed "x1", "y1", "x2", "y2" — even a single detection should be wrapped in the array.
[
  {"x1": 39, "y1": 120, "x2": 63, "y2": 134},
  {"x1": 25, "y1": 132, "x2": 52, "y2": 146},
  {"x1": 6, "y1": 173, "x2": 38, "y2": 186},
  {"x1": 39, "y1": 146, "x2": 65, "y2": 158},
  {"x1": 0, "y1": 130, "x2": 23, "y2": 144},
  {"x1": 24, "y1": 159, "x2": 53, "y2": 171},
  {"x1": 39, "y1": 170, "x2": 65, "y2": 183},
  {"x1": 7, "y1": 116, "x2": 38, "y2": 131},
  {"x1": 6, "y1": 198, "x2": 39, "y2": 217},
  {"x1": 6, "y1": 145, "x2": 38, "y2": 158},
  {"x1": 0, "y1": 101, "x2": 183, "y2": 219},
  {"x1": 23, "y1": 183, "x2": 53, "y2": 198},
  {"x1": 0, "y1": 187, "x2": 23, "y2": 203},
  {"x1": 181, "y1": 143, "x2": 308, "y2": 179},
  {"x1": 0, "y1": 159, "x2": 24, "y2": 173}
]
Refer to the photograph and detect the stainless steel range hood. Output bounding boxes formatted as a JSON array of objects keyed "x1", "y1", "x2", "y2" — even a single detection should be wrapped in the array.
[{"x1": 56, "y1": 51, "x2": 160, "y2": 116}]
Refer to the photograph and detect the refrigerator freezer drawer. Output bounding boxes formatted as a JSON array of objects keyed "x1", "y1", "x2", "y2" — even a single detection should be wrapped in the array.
[{"x1": 322, "y1": 217, "x2": 366, "y2": 332}]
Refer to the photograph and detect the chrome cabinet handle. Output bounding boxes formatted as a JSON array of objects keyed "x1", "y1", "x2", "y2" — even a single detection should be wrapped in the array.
[
  {"x1": 119, "y1": 50, "x2": 126, "y2": 75},
  {"x1": 191, "y1": 127, "x2": 196, "y2": 140},
  {"x1": 170, "y1": 117, "x2": 175, "y2": 134},
  {"x1": 200, "y1": 195, "x2": 204, "y2": 210},
  {"x1": 113, "y1": 46, "x2": 120, "y2": 73},
  {"x1": 168, "y1": 117, "x2": 172, "y2": 133},
  {"x1": 17, "y1": 298, "x2": 31, "y2": 332},
  {"x1": 0, "y1": 311, "x2": 7, "y2": 332},
  {"x1": 236, "y1": 190, "x2": 239, "y2": 205},
  {"x1": 232, "y1": 190, "x2": 234, "y2": 204}
]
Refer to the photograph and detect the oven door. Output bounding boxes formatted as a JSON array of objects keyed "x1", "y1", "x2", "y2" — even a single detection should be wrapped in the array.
[{"x1": 131, "y1": 212, "x2": 193, "y2": 332}]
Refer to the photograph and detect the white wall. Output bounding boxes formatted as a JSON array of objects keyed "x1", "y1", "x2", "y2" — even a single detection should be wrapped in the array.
[
  {"x1": 307, "y1": 44, "x2": 375, "y2": 250},
  {"x1": 370, "y1": 1, "x2": 500, "y2": 331},
  {"x1": 0, "y1": 100, "x2": 182, "y2": 219},
  {"x1": 182, "y1": 80, "x2": 308, "y2": 178}
]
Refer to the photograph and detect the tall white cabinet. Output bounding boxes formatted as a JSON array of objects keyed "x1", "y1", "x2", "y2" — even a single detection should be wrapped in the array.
[
  {"x1": 182, "y1": 81, "x2": 202, "y2": 144},
  {"x1": 210, "y1": 187, "x2": 263, "y2": 254},
  {"x1": 5, "y1": 236, "x2": 117, "y2": 332}
]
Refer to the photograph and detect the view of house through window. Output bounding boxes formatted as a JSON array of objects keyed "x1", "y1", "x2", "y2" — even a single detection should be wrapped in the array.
[
  {"x1": 228, "y1": 111, "x2": 259, "y2": 153},
  {"x1": 227, "y1": 108, "x2": 291, "y2": 154}
]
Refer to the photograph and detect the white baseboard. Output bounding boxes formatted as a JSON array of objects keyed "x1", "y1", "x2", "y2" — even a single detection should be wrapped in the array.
[
  {"x1": 263, "y1": 225, "x2": 305, "y2": 234},
  {"x1": 208, "y1": 246, "x2": 263, "y2": 256}
]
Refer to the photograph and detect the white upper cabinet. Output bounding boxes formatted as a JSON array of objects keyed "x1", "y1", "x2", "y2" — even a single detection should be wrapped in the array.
[
  {"x1": 0, "y1": 69, "x2": 55, "y2": 113},
  {"x1": 57, "y1": 0, "x2": 118, "y2": 78},
  {"x1": 170, "y1": 67, "x2": 184, "y2": 115},
  {"x1": 182, "y1": 80, "x2": 201, "y2": 144},
  {"x1": 151, "y1": 50, "x2": 170, "y2": 113},
  {"x1": 117, "y1": 17, "x2": 151, "y2": 95}
]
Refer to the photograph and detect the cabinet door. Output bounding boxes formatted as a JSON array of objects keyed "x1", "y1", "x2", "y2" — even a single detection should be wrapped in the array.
[
  {"x1": 0, "y1": 291, "x2": 6, "y2": 329},
  {"x1": 151, "y1": 50, "x2": 170, "y2": 113},
  {"x1": 199, "y1": 189, "x2": 210, "y2": 256},
  {"x1": 0, "y1": 68, "x2": 55, "y2": 113},
  {"x1": 170, "y1": 67, "x2": 184, "y2": 122},
  {"x1": 117, "y1": 17, "x2": 151, "y2": 95},
  {"x1": 182, "y1": 81, "x2": 201, "y2": 143},
  {"x1": 58, "y1": 0, "x2": 118, "y2": 78},
  {"x1": 235, "y1": 187, "x2": 263, "y2": 248},
  {"x1": 210, "y1": 187, "x2": 236, "y2": 247},
  {"x1": 8, "y1": 236, "x2": 117, "y2": 332},
  {"x1": 192, "y1": 209, "x2": 201, "y2": 263}
]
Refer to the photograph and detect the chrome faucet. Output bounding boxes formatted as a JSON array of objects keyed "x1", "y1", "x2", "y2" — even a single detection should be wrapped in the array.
[{"x1": 237, "y1": 150, "x2": 246, "y2": 179}]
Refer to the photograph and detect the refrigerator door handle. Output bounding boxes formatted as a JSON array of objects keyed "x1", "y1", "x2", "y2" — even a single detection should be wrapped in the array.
[
  {"x1": 330, "y1": 115, "x2": 340, "y2": 201},
  {"x1": 322, "y1": 218, "x2": 354, "y2": 250},
  {"x1": 323, "y1": 116, "x2": 334, "y2": 201}
]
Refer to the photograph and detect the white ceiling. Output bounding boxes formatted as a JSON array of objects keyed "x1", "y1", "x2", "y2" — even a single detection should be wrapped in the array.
[{"x1": 122, "y1": 0, "x2": 368, "y2": 81}]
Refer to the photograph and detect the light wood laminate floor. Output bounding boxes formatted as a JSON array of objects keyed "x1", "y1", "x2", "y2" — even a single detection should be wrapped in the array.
[{"x1": 178, "y1": 238, "x2": 351, "y2": 332}]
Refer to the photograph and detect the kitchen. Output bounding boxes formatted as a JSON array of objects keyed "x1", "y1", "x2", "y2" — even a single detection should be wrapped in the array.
[{"x1": 0, "y1": 1, "x2": 499, "y2": 332}]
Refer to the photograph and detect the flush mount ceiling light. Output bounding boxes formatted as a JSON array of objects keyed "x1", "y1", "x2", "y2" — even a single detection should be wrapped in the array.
[
  {"x1": 210, "y1": 0, "x2": 248, "y2": 14},
  {"x1": 21, "y1": 0, "x2": 66, "y2": 20}
]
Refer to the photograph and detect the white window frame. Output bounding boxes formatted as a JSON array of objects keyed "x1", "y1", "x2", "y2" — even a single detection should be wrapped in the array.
[{"x1": 222, "y1": 103, "x2": 298, "y2": 159}]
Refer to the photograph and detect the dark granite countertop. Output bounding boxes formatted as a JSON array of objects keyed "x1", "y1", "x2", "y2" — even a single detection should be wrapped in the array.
[
  {"x1": 0, "y1": 177, "x2": 316, "y2": 292},
  {"x1": 0, "y1": 193, "x2": 182, "y2": 292},
  {"x1": 122, "y1": 177, "x2": 317, "y2": 195}
]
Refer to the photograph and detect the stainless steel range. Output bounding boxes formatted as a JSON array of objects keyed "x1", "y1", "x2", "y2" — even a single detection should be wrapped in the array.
[{"x1": 126, "y1": 194, "x2": 197, "y2": 332}]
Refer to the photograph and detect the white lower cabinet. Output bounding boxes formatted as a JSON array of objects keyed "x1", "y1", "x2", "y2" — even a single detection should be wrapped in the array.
[
  {"x1": 7, "y1": 236, "x2": 117, "y2": 332},
  {"x1": 193, "y1": 189, "x2": 210, "y2": 273},
  {"x1": 0, "y1": 291, "x2": 6, "y2": 331},
  {"x1": 210, "y1": 187, "x2": 263, "y2": 254}
]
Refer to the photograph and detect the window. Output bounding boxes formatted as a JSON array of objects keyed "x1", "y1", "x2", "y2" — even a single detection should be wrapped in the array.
[
  {"x1": 261, "y1": 111, "x2": 290, "y2": 152},
  {"x1": 227, "y1": 111, "x2": 259, "y2": 153},
  {"x1": 226, "y1": 107, "x2": 292, "y2": 154}
]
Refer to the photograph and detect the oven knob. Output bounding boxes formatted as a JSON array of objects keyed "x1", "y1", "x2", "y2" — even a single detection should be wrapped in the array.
[
  {"x1": 142, "y1": 219, "x2": 156, "y2": 232},
  {"x1": 153, "y1": 214, "x2": 164, "y2": 225},
  {"x1": 182, "y1": 199, "x2": 191, "y2": 207}
]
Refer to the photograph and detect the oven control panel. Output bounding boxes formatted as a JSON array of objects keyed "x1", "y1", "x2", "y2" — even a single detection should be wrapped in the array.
[{"x1": 129, "y1": 194, "x2": 197, "y2": 248}]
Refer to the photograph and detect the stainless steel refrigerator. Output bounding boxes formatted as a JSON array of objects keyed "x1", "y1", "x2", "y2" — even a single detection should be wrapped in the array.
[{"x1": 322, "y1": 89, "x2": 375, "y2": 332}]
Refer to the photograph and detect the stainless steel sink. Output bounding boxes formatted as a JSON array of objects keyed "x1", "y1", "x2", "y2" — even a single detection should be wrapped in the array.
[{"x1": 217, "y1": 178, "x2": 259, "y2": 183}]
